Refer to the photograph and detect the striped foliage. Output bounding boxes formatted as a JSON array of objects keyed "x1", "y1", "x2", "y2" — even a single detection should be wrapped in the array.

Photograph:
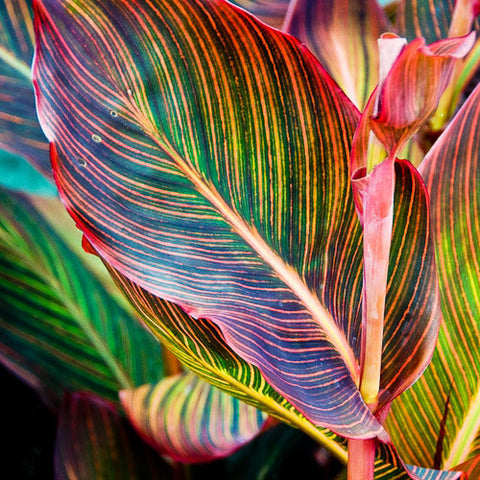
[
  {"x1": 0, "y1": 0, "x2": 50, "y2": 176},
  {"x1": 284, "y1": 0, "x2": 391, "y2": 109},
  {"x1": 121, "y1": 372, "x2": 268, "y2": 463},
  {"x1": 0, "y1": 187, "x2": 163, "y2": 404},
  {"x1": 228, "y1": 0, "x2": 289, "y2": 29},
  {"x1": 33, "y1": 0, "x2": 442, "y2": 439},
  {"x1": 387, "y1": 84, "x2": 480, "y2": 469},
  {"x1": 396, "y1": 0, "x2": 479, "y2": 43},
  {"x1": 33, "y1": 0, "x2": 377, "y2": 437},
  {"x1": 108, "y1": 265, "x2": 348, "y2": 461},
  {"x1": 375, "y1": 444, "x2": 464, "y2": 480},
  {"x1": 55, "y1": 392, "x2": 171, "y2": 480}
]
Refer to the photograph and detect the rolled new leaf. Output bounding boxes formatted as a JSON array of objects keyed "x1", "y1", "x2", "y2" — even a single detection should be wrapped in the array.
[
  {"x1": 0, "y1": 0, "x2": 50, "y2": 176},
  {"x1": 55, "y1": 392, "x2": 171, "y2": 480},
  {"x1": 388, "y1": 84, "x2": 480, "y2": 469},
  {"x1": 121, "y1": 372, "x2": 268, "y2": 463}
]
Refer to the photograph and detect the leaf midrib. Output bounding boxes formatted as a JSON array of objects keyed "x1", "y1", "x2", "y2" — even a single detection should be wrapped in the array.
[
  {"x1": 153, "y1": 136, "x2": 360, "y2": 384},
  {"x1": 2, "y1": 220, "x2": 134, "y2": 391}
]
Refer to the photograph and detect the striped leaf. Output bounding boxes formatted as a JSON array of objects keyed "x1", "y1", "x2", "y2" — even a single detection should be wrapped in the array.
[
  {"x1": 55, "y1": 392, "x2": 172, "y2": 480},
  {"x1": 396, "y1": 0, "x2": 479, "y2": 43},
  {"x1": 229, "y1": 0, "x2": 289, "y2": 29},
  {"x1": 33, "y1": 0, "x2": 380, "y2": 437},
  {"x1": 375, "y1": 444, "x2": 464, "y2": 480},
  {"x1": 121, "y1": 372, "x2": 268, "y2": 463},
  {"x1": 0, "y1": 0, "x2": 50, "y2": 176},
  {"x1": 0, "y1": 187, "x2": 163, "y2": 404},
  {"x1": 108, "y1": 265, "x2": 348, "y2": 462},
  {"x1": 33, "y1": 0, "x2": 447, "y2": 439},
  {"x1": 453, "y1": 454, "x2": 480, "y2": 479},
  {"x1": 284, "y1": 0, "x2": 391, "y2": 109},
  {"x1": 387, "y1": 84, "x2": 480, "y2": 469}
]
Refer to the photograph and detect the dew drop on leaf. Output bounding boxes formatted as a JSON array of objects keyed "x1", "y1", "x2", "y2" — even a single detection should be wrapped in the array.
[{"x1": 91, "y1": 134, "x2": 102, "y2": 143}]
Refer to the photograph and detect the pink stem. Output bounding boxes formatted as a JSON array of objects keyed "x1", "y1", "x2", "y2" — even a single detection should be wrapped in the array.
[{"x1": 348, "y1": 438, "x2": 376, "y2": 480}]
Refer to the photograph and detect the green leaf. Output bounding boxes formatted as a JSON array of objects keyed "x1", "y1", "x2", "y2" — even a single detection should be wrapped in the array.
[
  {"x1": 55, "y1": 392, "x2": 172, "y2": 480},
  {"x1": 107, "y1": 265, "x2": 348, "y2": 462},
  {"x1": 120, "y1": 372, "x2": 268, "y2": 463},
  {"x1": 284, "y1": 0, "x2": 391, "y2": 109},
  {"x1": 0, "y1": 0, "x2": 51, "y2": 177},
  {"x1": 388, "y1": 83, "x2": 480, "y2": 469},
  {"x1": 34, "y1": 0, "x2": 382, "y2": 437},
  {"x1": 396, "y1": 0, "x2": 479, "y2": 43},
  {"x1": 0, "y1": 147, "x2": 56, "y2": 195},
  {"x1": 0, "y1": 187, "x2": 163, "y2": 404},
  {"x1": 375, "y1": 443, "x2": 464, "y2": 480}
]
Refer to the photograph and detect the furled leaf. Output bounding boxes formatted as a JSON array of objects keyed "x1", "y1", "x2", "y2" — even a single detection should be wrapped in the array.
[
  {"x1": 121, "y1": 372, "x2": 268, "y2": 463},
  {"x1": 55, "y1": 392, "x2": 172, "y2": 480},
  {"x1": 33, "y1": 0, "x2": 379, "y2": 437},
  {"x1": 284, "y1": 0, "x2": 391, "y2": 109},
  {"x1": 107, "y1": 265, "x2": 348, "y2": 462},
  {"x1": 0, "y1": 187, "x2": 163, "y2": 404},
  {"x1": 0, "y1": 0, "x2": 50, "y2": 176},
  {"x1": 371, "y1": 33, "x2": 475, "y2": 156},
  {"x1": 387, "y1": 84, "x2": 480, "y2": 469}
]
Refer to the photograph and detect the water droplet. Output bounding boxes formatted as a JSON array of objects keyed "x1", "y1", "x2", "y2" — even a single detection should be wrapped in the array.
[
  {"x1": 77, "y1": 158, "x2": 87, "y2": 167},
  {"x1": 110, "y1": 110, "x2": 118, "y2": 117},
  {"x1": 127, "y1": 88, "x2": 132, "y2": 95},
  {"x1": 91, "y1": 134, "x2": 102, "y2": 143}
]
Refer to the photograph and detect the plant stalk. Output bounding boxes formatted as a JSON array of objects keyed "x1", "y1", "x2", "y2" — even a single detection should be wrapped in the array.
[{"x1": 347, "y1": 438, "x2": 376, "y2": 480}]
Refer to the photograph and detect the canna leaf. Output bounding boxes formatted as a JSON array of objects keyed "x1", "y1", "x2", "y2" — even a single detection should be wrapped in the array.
[
  {"x1": 33, "y1": 0, "x2": 379, "y2": 437},
  {"x1": 453, "y1": 454, "x2": 480, "y2": 479},
  {"x1": 387, "y1": 83, "x2": 480, "y2": 469},
  {"x1": 33, "y1": 0, "x2": 445, "y2": 439},
  {"x1": 120, "y1": 372, "x2": 268, "y2": 463},
  {"x1": 375, "y1": 443, "x2": 464, "y2": 480},
  {"x1": 0, "y1": 187, "x2": 163, "y2": 404},
  {"x1": 396, "y1": 0, "x2": 479, "y2": 43},
  {"x1": 107, "y1": 265, "x2": 348, "y2": 462},
  {"x1": 55, "y1": 392, "x2": 172, "y2": 480},
  {"x1": 0, "y1": 0, "x2": 50, "y2": 176},
  {"x1": 284, "y1": 0, "x2": 391, "y2": 109},
  {"x1": 370, "y1": 33, "x2": 475, "y2": 157},
  {"x1": 228, "y1": 0, "x2": 289, "y2": 29}
]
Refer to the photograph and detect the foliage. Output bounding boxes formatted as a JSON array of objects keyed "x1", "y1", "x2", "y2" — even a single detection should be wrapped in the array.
[{"x1": 1, "y1": 0, "x2": 480, "y2": 479}]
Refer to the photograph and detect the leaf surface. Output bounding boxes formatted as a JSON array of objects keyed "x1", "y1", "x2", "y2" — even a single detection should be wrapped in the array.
[
  {"x1": 229, "y1": 0, "x2": 289, "y2": 29},
  {"x1": 55, "y1": 392, "x2": 172, "y2": 480},
  {"x1": 396, "y1": 0, "x2": 479, "y2": 43},
  {"x1": 121, "y1": 372, "x2": 268, "y2": 463},
  {"x1": 0, "y1": 187, "x2": 162, "y2": 404},
  {"x1": 0, "y1": 0, "x2": 50, "y2": 176},
  {"x1": 34, "y1": 0, "x2": 379, "y2": 437},
  {"x1": 388, "y1": 83, "x2": 480, "y2": 469},
  {"x1": 33, "y1": 0, "x2": 445, "y2": 438},
  {"x1": 108, "y1": 265, "x2": 348, "y2": 461},
  {"x1": 284, "y1": 0, "x2": 390, "y2": 109}
]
